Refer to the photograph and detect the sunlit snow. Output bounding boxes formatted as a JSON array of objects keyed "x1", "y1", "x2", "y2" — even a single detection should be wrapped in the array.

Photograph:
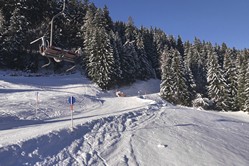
[{"x1": 0, "y1": 71, "x2": 248, "y2": 166}]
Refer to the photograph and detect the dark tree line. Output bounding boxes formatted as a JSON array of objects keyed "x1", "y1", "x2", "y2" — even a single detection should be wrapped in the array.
[{"x1": 0, "y1": 0, "x2": 248, "y2": 112}]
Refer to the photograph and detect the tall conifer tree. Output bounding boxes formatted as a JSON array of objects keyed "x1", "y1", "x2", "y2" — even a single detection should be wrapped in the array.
[
  {"x1": 160, "y1": 47, "x2": 174, "y2": 101},
  {"x1": 171, "y1": 49, "x2": 190, "y2": 105},
  {"x1": 223, "y1": 49, "x2": 238, "y2": 111},
  {"x1": 121, "y1": 40, "x2": 137, "y2": 84},
  {"x1": 135, "y1": 31, "x2": 154, "y2": 80},
  {"x1": 243, "y1": 64, "x2": 249, "y2": 112},
  {"x1": 5, "y1": 3, "x2": 29, "y2": 69},
  {"x1": 86, "y1": 9, "x2": 116, "y2": 89},
  {"x1": 207, "y1": 50, "x2": 227, "y2": 110},
  {"x1": 237, "y1": 50, "x2": 248, "y2": 111}
]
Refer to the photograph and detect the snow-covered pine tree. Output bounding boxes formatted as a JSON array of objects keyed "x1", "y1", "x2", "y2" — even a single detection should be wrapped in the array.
[
  {"x1": 215, "y1": 43, "x2": 227, "y2": 69},
  {"x1": 223, "y1": 49, "x2": 238, "y2": 111},
  {"x1": 160, "y1": 47, "x2": 174, "y2": 102},
  {"x1": 207, "y1": 50, "x2": 227, "y2": 110},
  {"x1": 171, "y1": 49, "x2": 190, "y2": 105},
  {"x1": 121, "y1": 40, "x2": 137, "y2": 84},
  {"x1": 87, "y1": 26, "x2": 115, "y2": 89},
  {"x1": 22, "y1": 0, "x2": 49, "y2": 27},
  {"x1": 184, "y1": 45, "x2": 197, "y2": 101},
  {"x1": 167, "y1": 35, "x2": 176, "y2": 49},
  {"x1": 125, "y1": 16, "x2": 136, "y2": 42},
  {"x1": 113, "y1": 21, "x2": 126, "y2": 44},
  {"x1": 236, "y1": 50, "x2": 248, "y2": 111},
  {"x1": 82, "y1": 6, "x2": 96, "y2": 71},
  {"x1": 176, "y1": 35, "x2": 184, "y2": 57},
  {"x1": 198, "y1": 44, "x2": 208, "y2": 95},
  {"x1": 193, "y1": 37, "x2": 203, "y2": 52},
  {"x1": 109, "y1": 31, "x2": 123, "y2": 85},
  {"x1": 0, "y1": 9, "x2": 6, "y2": 68},
  {"x1": 185, "y1": 43, "x2": 208, "y2": 96},
  {"x1": 5, "y1": 2, "x2": 29, "y2": 69},
  {"x1": 103, "y1": 5, "x2": 113, "y2": 32},
  {"x1": 117, "y1": 17, "x2": 140, "y2": 84},
  {"x1": 183, "y1": 40, "x2": 191, "y2": 54},
  {"x1": 85, "y1": 8, "x2": 116, "y2": 89},
  {"x1": 0, "y1": 0, "x2": 16, "y2": 26},
  {"x1": 0, "y1": 9, "x2": 4, "y2": 31},
  {"x1": 62, "y1": 0, "x2": 85, "y2": 48},
  {"x1": 243, "y1": 63, "x2": 249, "y2": 112},
  {"x1": 0, "y1": 2, "x2": 13, "y2": 68},
  {"x1": 160, "y1": 47, "x2": 190, "y2": 105},
  {"x1": 152, "y1": 28, "x2": 168, "y2": 56},
  {"x1": 141, "y1": 27, "x2": 158, "y2": 78},
  {"x1": 136, "y1": 31, "x2": 155, "y2": 80},
  {"x1": 152, "y1": 28, "x2": 168, "y2": 78}
]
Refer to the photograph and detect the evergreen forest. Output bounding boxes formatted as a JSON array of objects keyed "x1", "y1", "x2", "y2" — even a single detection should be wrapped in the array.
[{"x1": 0, "y1": 0, "x2": 249, "y2": 112}]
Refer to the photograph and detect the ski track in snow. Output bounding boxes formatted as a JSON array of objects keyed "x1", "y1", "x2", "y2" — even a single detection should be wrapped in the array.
[{"x1": 0, "y1": 71, "x2": 249, "y2": 166}]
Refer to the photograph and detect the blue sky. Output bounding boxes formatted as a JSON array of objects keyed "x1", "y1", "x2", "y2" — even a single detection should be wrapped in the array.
[{"x1": 90, "y1": 0, "x2": 249, "y2": 49}]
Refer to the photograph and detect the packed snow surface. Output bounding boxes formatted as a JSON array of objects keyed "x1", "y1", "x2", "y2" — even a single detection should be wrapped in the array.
[{"x1": 0, "y1": 71, "x2": 249, "y2": 166}]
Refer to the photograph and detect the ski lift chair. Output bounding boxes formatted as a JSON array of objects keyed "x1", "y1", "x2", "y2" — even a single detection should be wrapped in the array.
[{"x1": 30, "y1": 0, "x2": 82, "y2": 70}]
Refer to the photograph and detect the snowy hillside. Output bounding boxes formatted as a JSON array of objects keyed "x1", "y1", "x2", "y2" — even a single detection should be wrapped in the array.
[{"x1": 0, "y1": 71, "x2": 249, "y2": 166}]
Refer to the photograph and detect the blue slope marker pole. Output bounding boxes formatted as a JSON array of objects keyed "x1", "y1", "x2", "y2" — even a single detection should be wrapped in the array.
[{"x1": 68, "y1": 96, "x2": 76, "y2": 130}]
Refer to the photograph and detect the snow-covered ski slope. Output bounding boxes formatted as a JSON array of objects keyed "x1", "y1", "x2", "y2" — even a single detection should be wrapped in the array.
[{"x1": 0, "y1": 71, "x2": 249, "y2": 166}]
